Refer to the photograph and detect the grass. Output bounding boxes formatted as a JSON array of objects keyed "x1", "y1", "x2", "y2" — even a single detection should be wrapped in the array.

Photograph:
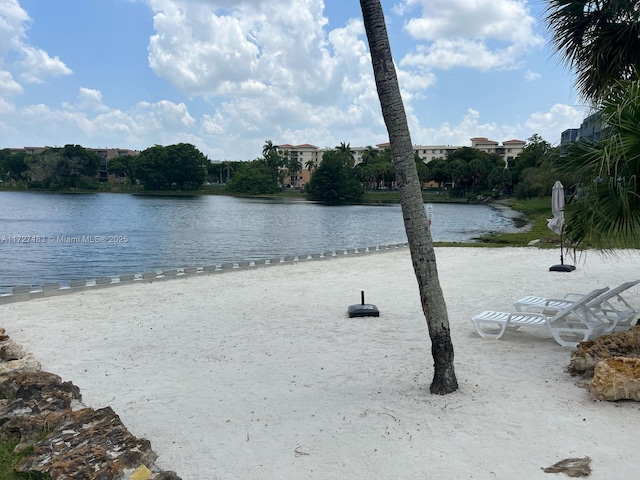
[
  {"x1": 0, "y1": 439, "x2": 49, "y2": 480},
  {"x1": 474, "y1": 197, "x2": 559, "y2": 247}
]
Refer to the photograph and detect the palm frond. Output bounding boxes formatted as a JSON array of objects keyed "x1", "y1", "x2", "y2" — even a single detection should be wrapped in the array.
[
  {"x1": 555, "y1": 78, "x2": 640, "y2": 249},
  {"x1": 545, "y1": 0, "x2": 640, "y2": 100}
]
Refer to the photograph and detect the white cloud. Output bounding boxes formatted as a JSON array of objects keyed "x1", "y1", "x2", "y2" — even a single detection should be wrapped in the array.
[
  {"x1": 410, "y1": 108, "x2": 504, "y2": 145},
  {"x1": 0, "y1": 0, "x2": 72, "y2": 87},
  {"x1": 403, "y1": 39, "x2": 525, "y2": 71},
  {"x1": 0, "y1": 70, "x2": 22, "y2": 96},
  {"x1": 0, "y1": 0, "x2": 29, "y2": 55},
  {"x1": 406, "y1": 105, "x2": 585, "y2": 147},
  {"x1": 525, "y1": 70, "x2": 541, "y2": 81},
  {"x1": 142, "y1": 1, "x2": 397, "y2": 157},
  {"x1": 1, "y1": 0, "x2": 578, "y2": 161},
  {"x1": 399, "y1": 0, "x2": 543, "y2": 71},
  {"x1": 62, "y1": 87, "x2": 110, "y2": 113},
  {"x1": 523, "y1": 103, "x2": 586, "y2": 144},
  {"x1": 16, "y1": 44, "x2": 72, "y2": 84}
]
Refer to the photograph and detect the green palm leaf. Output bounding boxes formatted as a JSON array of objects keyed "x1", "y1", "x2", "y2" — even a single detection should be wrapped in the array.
[{"x1": 557, "y1": 78, "x2": 640, "y2": 249}]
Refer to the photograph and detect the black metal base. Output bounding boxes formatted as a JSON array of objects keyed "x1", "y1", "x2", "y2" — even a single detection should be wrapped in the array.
[
  {"x1": 348, "y1": 304, "x2": 380, "y2": 318},
  {"x1": 549, "y1": 264, "x2": 576, "y2": 272}
]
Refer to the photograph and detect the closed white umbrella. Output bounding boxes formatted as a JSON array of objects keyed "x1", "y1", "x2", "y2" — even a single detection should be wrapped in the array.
[
  {"x1": 548, "y1": 180, "x2": 575, "y2": 272},
  {"x1": 547, "y1": 180, "x2": 565, "y2": 235}
]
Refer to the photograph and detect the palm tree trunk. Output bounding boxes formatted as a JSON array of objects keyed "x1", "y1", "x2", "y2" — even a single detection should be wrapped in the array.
[{"x1": 359, "y1": 0, "x2": 458, "y2": 394}]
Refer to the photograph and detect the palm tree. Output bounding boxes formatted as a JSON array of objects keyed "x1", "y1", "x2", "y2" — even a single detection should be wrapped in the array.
[
  {"x1": 359, "y1": 0, "x2": 458, "y2": 394},
  {"x1": 545, "y1": 0, "x2": 640, "y2": 100},
  {"x1": 262, "y1": 140, "x2": 278, "y2": 159},
  {"x1": 336, "y1": 141, "x2": 356, "y2": 168},
  {"x1": 305, "y1": 158, "x2": 317, "y2": 172},
  {"x1": 223, "y1": 161, "x2": 234, "y2": 184},
  {"x1": 361, "y1": 145, "x2": 379, "y2": 164},
  {"x1": 545, "y1": 0, "x2": 640, "y2": 248},
  {"x1": 556, "y1": 78, "x2": 640, "y2": 249},
  {"x1": 287, "y1": 156, "x2": 303, "y2": 187}
]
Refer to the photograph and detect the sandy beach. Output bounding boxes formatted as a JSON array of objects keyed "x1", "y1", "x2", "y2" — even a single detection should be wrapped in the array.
[{"x1": 1, "y1": 246, "x2": 639, "y2": 479}]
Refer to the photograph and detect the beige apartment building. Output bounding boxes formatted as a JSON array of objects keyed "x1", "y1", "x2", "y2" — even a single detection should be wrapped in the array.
[{"x1": 278, "y1": 138, "x2": 526, "y2": 188}]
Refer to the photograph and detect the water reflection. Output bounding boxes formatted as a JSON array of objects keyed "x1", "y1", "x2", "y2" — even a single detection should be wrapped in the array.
[{"x1": 0, "y1": 192, "x2": 518, "y2": 286}]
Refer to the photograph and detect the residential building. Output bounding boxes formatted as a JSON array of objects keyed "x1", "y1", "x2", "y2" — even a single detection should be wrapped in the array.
[
  {"x1": 560, "y1": 112, "x2": 606, "y2": 146},
  {"x1": 277, "y1": 138, "x2": 526, "y2": 188},
  {"x1": 5, "y1": 146, "x2": 140, "y2": 183},
  {"x1": 471, "y1": 137, "x2": 526, "y2": 162},
  {"x1": 276, "y1": 143, "x2": 323, "y2": 188},
  {"x1": 560, "y1": 129, "x2": 579, "y2": 145},
  {"x1": 91, "y1": 148, "x2": 140, "y2": 182}
]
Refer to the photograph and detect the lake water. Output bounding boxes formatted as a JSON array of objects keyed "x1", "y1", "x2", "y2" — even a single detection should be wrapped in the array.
[{"x1": 0, "y1": 191, "x2": 522, "y2": 288}]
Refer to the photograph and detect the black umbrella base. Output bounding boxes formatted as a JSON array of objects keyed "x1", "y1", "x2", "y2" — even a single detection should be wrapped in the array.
[
  {"x1": 549, "y1": 264, "x2": 576, "y2": 272},
  {"x1": 348, "y1": 304, "x2": 380, "y2": 318}
]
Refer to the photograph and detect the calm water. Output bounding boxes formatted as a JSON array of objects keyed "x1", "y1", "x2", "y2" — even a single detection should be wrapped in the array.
[{"x1": 0, "y1": 192, "x2": 521, "y2": 287}]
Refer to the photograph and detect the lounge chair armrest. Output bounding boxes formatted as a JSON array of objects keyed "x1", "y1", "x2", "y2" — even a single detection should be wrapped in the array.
[{"x1": 563, "y1": 292, "x2": 586, "y2": 300}]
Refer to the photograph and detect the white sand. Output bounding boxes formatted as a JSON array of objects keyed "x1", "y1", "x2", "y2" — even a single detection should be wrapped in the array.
[{"x1": 1, "y1": 247, "x2": 640, "y2": 480}]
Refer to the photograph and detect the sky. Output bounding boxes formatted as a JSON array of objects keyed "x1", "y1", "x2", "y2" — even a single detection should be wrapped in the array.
[{"x1": 0, "y1": 0, "x2": 593, "y2": 161}]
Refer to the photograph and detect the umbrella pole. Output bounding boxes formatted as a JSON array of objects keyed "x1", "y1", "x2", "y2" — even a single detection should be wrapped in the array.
[{"x1": 550, "y1": 223, "x2": 575, "y2": 272}]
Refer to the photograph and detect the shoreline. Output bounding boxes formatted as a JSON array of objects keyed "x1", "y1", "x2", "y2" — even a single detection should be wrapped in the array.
[{"x1": 0, "y1": 244, "x2": 412, "y2": 304}]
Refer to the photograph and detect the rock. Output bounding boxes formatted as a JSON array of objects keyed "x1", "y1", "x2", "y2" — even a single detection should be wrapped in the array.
[
  {"x1": 0, "y1": 340, "x2": 26, "y2": 361},
  {"x1": 0, "y1": 331, "x2": 183, "y2": 479},
  {"x1": 16, "y1": 406, "x2": 159, "y2": 479},
  {"x1": 0, "y1": 370, "x2": 81, "y2": 407},
  {"x1": 0, "y1": 353, "x2": 41, "y2": 376},
  {"x1": 568, "y1": 325, "x2": 640, "y2": 376},
  {"x1": 0, "y1": 371, "x2": 82, "y2": 452},
  {"x1": 590, "y1": 356, "x2": 640, "y2": 401},
  {"x1": 154, "y1": 472, "x2": 183, "y2": 480}
]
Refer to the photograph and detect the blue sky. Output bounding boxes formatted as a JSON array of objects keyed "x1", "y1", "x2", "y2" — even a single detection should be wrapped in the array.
[{"x1": 1, "y1": 0, "x2": 591, "y2": 161}]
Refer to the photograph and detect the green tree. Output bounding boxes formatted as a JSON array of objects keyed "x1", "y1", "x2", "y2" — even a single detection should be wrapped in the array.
[
  {"x1": 223, "y1": 161, "x2": 234, "y2": 184},
  {"x1": 0, "y1": 150, "x2": 29, "y2": 181},
  {"x1": 305, "y1": 158, "x2": 317, "y2": 172},
  {"x1": 133, "y1": 143, "x2": 207, "y2": 190},
  {"x1": 336, "y1": 141, "x2": 355, "y2": 168},
  {"x1": 442, "y1": 147, "x2": 504, "y2": 195},
  {"x1": 424, "y1": 158, "x2": 452, "y2": 188},
  {"x1": 166, "y1": 143, "x2": 208, "y2": 190},
  {"x1": 260, "y1": 140, "x2": 284, "y2": 185},
  {"x1": 132, "y1": 145, "x2": 168, "y2": 190},
  {"x1": 23, "y1": 145, "x2": 100, "y2": 189},
  {"x1": 227, "y1": 160, "x2": 279, "y2": 195},
  {"x1": 354, "y1": 147, "x2": 394, "y2": 189},
  {"x1": 545, "y1": 0, "x2": 640, "y2": 100},
  {"x1": 487, "y1": 168, "x2": 512, "y2": 195},
  {"x1": 414, "y1": 152, "x2": 430, "y2": 185},
  {"x1": 556, "y1": 79, "x2": 640, "y2": 248},
  {"x1": 545, "y1": 1, "x2": 640, "y2": 247},
  {"x1": 287, "y1": 156, "x2": 303, "y2": 187},
  {"x1": 107, "y1": 154, "x2": 136, "y2": 182},
  {"x1": 509, "y1": 134, "x2": 553, "y2": 187},
  {"x1": 360, "y1": 0, "x2": 458, "y2": 394},
  {"x1": 307, "y1": 150, "x2": 363, "y2": 201},
  {"x1": 61, "y1": 144, "x2": 100, "y2": 178}
]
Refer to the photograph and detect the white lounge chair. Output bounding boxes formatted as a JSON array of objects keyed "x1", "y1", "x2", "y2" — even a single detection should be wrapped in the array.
[
  {"x1": 471, "y1": 288, "x2": 609, "y2": 347},
  {"x1": 513, "y1": 280, "x2": 640, "y2": 333}
]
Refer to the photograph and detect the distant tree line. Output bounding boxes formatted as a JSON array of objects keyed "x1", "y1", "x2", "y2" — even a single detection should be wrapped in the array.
[
  {"x1": 1, "y1": 136, "x2": 559, "y2": 199},
  {"x1": 223, "y1": 136, "x2": 559, "y2": 202},
  {"x1": 0, "y1": 143, "x2": 210, "y2": 191},
  {"x1": 109, "y1": 143, "x2": 208, "y2": 190},
  {"x1": 0, "y1": 145, "x2": 100, "y2": 190}
]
